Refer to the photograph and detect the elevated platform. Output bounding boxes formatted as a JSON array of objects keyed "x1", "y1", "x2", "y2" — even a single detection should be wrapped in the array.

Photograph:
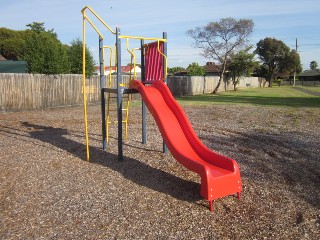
[{"x1": 103, "y1": 88, "x2": 138, "y2": 94}]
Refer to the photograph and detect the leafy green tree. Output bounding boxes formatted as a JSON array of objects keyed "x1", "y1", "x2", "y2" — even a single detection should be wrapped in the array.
[
  {"x1": 24, "y1": 24, "x2": 70, "y2": 74},
  {"x1": 255, "y1": 37, "x2": 295, "y2": 86},
  {"x1": 228, "y1": 47, "x2": 258, "y2": 90},
  {"x1": 186, "y1": 62, "x2": 205, "y2": 76},
  {"x1": 168, "y1": 66, "x2": 185, "y2": 75},
  {"x1": 0, "y1": 37, "x2": 25, "y2": 60},
  {"x1": 68, "y1": 39, "x2": 95, "y2": 76},
  {"x1": 279, "y1": 50, "x2": 302, "y2": 79},
  {"x1": 26, "y1": 22, "x2": 57, "y2": 38},
  {"x1": 187, "y1": 18, "x2": 254, "y2": 93},
  {"x1": 0, "y1": 28, "x2": 27, "y2": 60},
  {"x1": 310, "y1": 61, "x2": 318, "y2": 70}
]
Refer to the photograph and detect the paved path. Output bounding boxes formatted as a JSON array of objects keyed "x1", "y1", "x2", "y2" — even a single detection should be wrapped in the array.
[{"x1": 294, "y1": 87, "x2": 320, "y2": 96}]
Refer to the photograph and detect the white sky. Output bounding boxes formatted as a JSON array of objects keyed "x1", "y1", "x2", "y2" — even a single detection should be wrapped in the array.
[{"x1": 1, "y1": 0, "x2": 319, "y2": 69}]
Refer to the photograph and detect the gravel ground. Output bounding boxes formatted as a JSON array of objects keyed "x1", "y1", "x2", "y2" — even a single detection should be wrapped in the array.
[{"x1": 0, "y1": 103, "x2": 319, "y2": 239}]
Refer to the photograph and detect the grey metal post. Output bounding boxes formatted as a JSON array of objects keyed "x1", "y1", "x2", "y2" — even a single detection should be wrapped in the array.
[
  {"x1": 162, "y1": 32, "x2": 168, "y2": 153},
  {"x1": 116, "y1": 27, "x2": 123, "y2": 161},
  {"x1": 141, "y1": 39, "x2": 147, "y2": 144},
  {"x1": 99, "y1": 36, "x2": 107, "y2": 150}
]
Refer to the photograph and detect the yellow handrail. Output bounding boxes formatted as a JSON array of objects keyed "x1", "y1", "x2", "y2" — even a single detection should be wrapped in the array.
[
  {"x1": 157, "y1": 41, "x2": 168, "y2": 80},
  {"x1": 126, "y1": 39, "x2": 140, "y2": 80},
  {"x1": 119, "y1": 35, "x2": 167, "y2": 42},
  {"x1": 103, "y1": 46, "x2": 114, "y2": 87},
  {"x1": 82, "y1": 6, "x2": 116, "y2": 35},
  {"x1": 130, "y1": 47, "x2": 140, "y2": 80}
]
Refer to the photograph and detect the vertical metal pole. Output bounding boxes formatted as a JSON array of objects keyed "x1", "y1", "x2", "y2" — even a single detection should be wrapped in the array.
[
  {"x1": 99, "y1": 36, "x2": 107, "y2": 150},
  {"x1": 162, "y1": 32, "x2": 168, "y2": 153},
  {"x1": 293, "y1": 38, "x2": 298, "y2": 87},
  {"x1": 116, "y1": 27, "x2": 123, "y2": 161},
  {"x1": 141, "y1": 39, "x2": 147, "y2": 144}
]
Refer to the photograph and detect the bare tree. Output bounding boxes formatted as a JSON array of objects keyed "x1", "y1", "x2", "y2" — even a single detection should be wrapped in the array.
[{"x1": 187, "y1": 18, "x2": 254, "y2": 93}]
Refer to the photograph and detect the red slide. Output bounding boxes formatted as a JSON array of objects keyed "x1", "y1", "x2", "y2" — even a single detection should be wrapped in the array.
[{"x1": 130, "y1": 80, "x2": 242, "y2": 211}]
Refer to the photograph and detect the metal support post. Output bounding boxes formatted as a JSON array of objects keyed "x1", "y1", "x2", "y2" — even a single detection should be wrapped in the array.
[
  {"x1": 99, "y1": 36, "x2": 107, "y2": 150},
  {"x1": 116, "y1": 27, "x2": 123, "y2": 161},
  {"x1": 141, "y1": 39, "x2": 147, "y2": 144},
  {"x1": 162, "y1": 32, "x2": 168, "y2": 154}
]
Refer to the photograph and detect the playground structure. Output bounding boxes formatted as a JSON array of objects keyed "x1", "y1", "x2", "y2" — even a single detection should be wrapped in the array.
[{"x1": 81, "y1": 6, "x2": 242, "y2": 211}]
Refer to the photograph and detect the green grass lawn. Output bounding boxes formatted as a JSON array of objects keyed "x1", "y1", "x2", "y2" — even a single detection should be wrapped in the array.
[
  {"x1": 298, "y1": 85, "x2": 320, "y2": 93},
  {"x1": 177, "y1": 86, "x2": 320, "y2": 107}
]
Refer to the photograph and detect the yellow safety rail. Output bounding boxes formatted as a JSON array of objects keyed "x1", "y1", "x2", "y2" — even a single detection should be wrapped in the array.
[
  {"x1": 103, "y1": 46, "x2": 114, "y2": 87},
  {"x1": 157, "y1": 40, "x2": 168, "y2": 80},
  {"x1": 82, "y1": 6, "x2": 116, "y2": 37}
]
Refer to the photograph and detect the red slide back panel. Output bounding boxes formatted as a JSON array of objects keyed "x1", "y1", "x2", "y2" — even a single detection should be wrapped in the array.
[{"x1": 144, "y1": 41, "x2": 164, "y2": 83}]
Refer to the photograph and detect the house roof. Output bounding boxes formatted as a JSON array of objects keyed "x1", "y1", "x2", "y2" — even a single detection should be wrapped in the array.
[
  {"x1": 204, "y1": 62, "x2": 221, "y2": 73},
  {"x1": 299, "y1": 69, "x2": 320, "y2": 77}
]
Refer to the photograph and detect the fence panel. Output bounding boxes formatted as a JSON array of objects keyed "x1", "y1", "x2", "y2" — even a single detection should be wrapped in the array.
[{"x1": 0, "y1": 73, "x2": 261, "y2": 112}]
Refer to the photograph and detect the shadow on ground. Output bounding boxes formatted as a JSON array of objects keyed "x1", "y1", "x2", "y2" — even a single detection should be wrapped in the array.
[
  {"x1": 21, "y1": 122, "x2": 202, "y2": 204},
  {"x1": 201, "y1": 130, "x2": 320, "y2": 209}
]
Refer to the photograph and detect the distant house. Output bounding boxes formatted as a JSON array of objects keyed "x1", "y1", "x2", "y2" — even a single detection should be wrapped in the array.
[
  {"x1": 299, "y1": 69, "x2": 320, "y2": 81},
  {"x1": 94, "y1": 65, "x2": 141, "y2": 75},
  {"x1": 203, "y1": 62, "x2": 221, "y2": 76},
  {"x1": 0, "y1": 55, "x2": 27, "y2": 73},
  {"x1": 173, "y1": 62, "x2": 222, "y2": 76},
  {"x1": 172, "y1": 70, "x2": 188, "y2": 76}
]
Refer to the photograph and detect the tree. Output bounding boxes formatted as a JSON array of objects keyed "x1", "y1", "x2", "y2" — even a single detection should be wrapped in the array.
[
  {"x1": 168, "y1": 66, "x2": 185, "y2": 75},
  {"x1": 186, "y1": 62, "x2": 205, "y2": 76},
  {"x1": 228, "y1": 47, "x2": 258, "y2": 91},
  {"x1": 255, "y1": 37, "x2": 295, "y2": 87},
  {"x1": 26, "y1": 22, "x2": 57, "y2": 38},
  {"x1": 0, "y1": 37, "x2": 25, "y2": 60},
  {"x1": 0, "y1": 28, "x2": 26, "y2": 60},
  {"x1": 187, "y1": 18, "x2": 254, "y2": 93},
  {"x1": 310, "y1": 61, "x2": 318, "y2": 70},
  {"x1": 24, "y1": 23, "x2": 70, "y2": 74},
  {"x1": 68, "y1": 39, "x2": 95, "y2": 76},
  {"x1": 279, "y1": 50, "x2": 302, "y2": 80}
]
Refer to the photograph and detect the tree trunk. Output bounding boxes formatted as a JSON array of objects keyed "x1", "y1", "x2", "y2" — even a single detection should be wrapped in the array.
[
  {"x1": 268, "y1": 77, "x2": 274, "y2": 87},
  {"x1": 212, "y1": 75, "x2": 223, "y2": 94},
  {"x1": 212, "y1": 59, "x2": 227, "y2": 94},
  {"x1": 233, "y1": 77, "x2": 238, "y2": 91},
  {"x1": 231, "y1": 76, "x2": 236, "y2": 91}
]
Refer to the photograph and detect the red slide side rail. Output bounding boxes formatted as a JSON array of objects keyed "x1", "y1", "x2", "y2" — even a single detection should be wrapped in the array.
[{"x1": 130, "y1": 80, "x2": 242, "y2": 211}]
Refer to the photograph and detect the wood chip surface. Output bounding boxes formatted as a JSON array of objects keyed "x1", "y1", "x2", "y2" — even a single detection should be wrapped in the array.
[{"x1": 0, "y1": 104, "x2": 319, "y2": 239}]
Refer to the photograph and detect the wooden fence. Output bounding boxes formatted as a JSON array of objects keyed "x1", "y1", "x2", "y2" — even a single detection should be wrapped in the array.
[
  {"x1": 0, "y1": 73, "x2": 260, "y2": 112},
  {"x1": 1, "y1": 74, "x2": 94, "y2": 112}
]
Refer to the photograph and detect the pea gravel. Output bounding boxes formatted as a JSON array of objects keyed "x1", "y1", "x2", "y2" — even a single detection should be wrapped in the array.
[{"x1": 0, "y1": 103, "x2": 319, "y2": 239}]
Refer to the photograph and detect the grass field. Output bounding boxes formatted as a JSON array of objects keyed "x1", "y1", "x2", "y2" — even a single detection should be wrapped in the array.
[
  {"x1": 299, "y1": 85, "x2": 320, "y2": 93},
  {"x1": 177, "y1": 86, "x2": 320, "y2": 107}
]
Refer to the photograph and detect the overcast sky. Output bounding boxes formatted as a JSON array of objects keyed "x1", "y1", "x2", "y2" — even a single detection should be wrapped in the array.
[{"x1": 1, "y1": 0, "x2": 319, "y2": 69}]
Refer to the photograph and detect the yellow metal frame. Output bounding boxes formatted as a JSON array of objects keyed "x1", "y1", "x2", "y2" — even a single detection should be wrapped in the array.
[
  {"x1": 82, "y1": 5, "x2": 168, "y2": 161},
  {"x1": 157, "y1": 41, "x2": 168, "y2": 81}
]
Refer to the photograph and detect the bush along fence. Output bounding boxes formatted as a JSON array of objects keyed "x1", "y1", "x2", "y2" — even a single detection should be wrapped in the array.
[{"x1": 0, "y1": 73, "x2": 261, "y2": 112}]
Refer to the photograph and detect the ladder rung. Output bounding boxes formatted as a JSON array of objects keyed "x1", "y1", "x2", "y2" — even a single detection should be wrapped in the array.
[
  {"x1": 108, "y1": 109, "x2": 128, "y2": 111},
  {"x1": 108, "y1": 121, "x2": 128, "y2": 124}
]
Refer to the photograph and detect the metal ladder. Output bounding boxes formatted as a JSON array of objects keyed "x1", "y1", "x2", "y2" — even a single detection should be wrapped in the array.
[{"x1": 106, "y1": 81, "x2": 130, "y2": 143}]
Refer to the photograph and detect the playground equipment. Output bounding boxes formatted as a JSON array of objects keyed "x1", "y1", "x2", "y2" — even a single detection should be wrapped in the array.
[{"x1": 81, "y1": 6, "x2": 242, "y2": 212}]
